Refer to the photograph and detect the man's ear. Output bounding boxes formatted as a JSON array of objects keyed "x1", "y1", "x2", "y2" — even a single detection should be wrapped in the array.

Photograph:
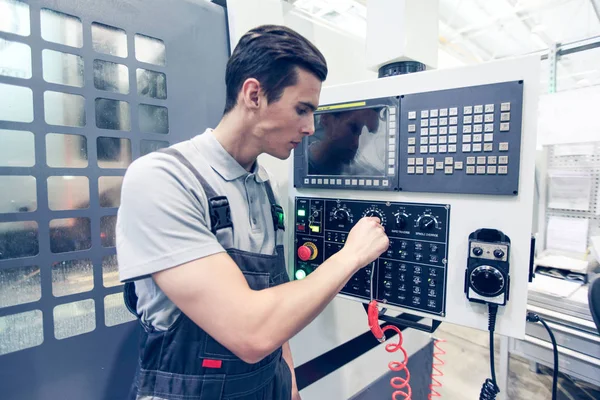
[{"x1": 241, "y1": 78, "x2": 262, "y2": 110}]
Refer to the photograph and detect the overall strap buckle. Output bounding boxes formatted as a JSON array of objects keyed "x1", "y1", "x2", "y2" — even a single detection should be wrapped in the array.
[
  {"x1": 271, "y1": 204, "x2": 285, "y2": 231},
  {"x1": 209, "y1": 196, "x2": 233, "y2": 234}
]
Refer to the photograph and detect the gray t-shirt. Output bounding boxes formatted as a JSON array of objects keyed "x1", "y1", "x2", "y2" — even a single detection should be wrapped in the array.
[{"x1": 116, "y1": 129, "x2": 282, "y2": 330}]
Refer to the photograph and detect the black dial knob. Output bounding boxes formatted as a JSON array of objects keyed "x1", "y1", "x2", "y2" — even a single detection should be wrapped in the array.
[
  {"x1": 333, "y1": 208, "x2": 349, "y2": 222},
  {"x1": 493, "y1": 249, "x2": 505, "y2": 258},
  {"x1": 473, "y1": 247, "x2": 483, "y2": 256},
  {"x1": 470, "y1": 266, "x2": 505, "y2": 297},
  {"x1": 365, "y1": 209, "x2": 383, "y2": 221},
  {"x1": 418, "y1": 215, "x2": 437, "y2": 231},
  {"x1": 394, "y1": 212, "x2": 408, "y2": 230}
]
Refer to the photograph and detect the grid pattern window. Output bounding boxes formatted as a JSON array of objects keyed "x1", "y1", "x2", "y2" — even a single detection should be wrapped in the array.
[{"x1": 0, "y1": 2, "x2": 171, "y2": 356}]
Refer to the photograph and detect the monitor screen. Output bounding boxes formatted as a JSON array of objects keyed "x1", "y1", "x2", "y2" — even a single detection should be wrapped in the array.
[{"x1": 306, "y1": 106, "x2": 388, "y2": 177}]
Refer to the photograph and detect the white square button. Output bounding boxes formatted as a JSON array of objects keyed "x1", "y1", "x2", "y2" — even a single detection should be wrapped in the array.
[
  {"x1": 498, "y1": 166, "x2": 508, "y2": 174},
  {"x1": 421, "y1": 137, "x2": 428, "y2": 145},
  {"x1": 430, "y1": 109, "x2": 439, "y2": 117},
  {"x1": 430, "y1": 127, "x2": 438, "y2": 135},
  {"x1": 429, "y1": 145, "x2": 438, "y2": 153},
  {"x1": 473, "y1": 143, "x2": 482, "y2": 152},
  {"x1": 499, "y1": 156, "x2": 508, "y2": 164},
  {"x1": 421, "y1": 110, "x2": 429, "y2": 118},
  {"x1": 484, "y1": 133, "x2": 494, "y2": 142},
  {"x1": 407, "y1": 166, "x2": 415, "y2": 174},
  {"x1": 317, "y1": 179, "x2": 323, "y2": 184},
  {"x1": 474, "y1": 105, "x2": 483, "y2": 114},
  {"x1": 476, "y1": 166, "x2": 486, "y2": 174},
  {"x1": 366, "y1": 180, "x2": 372, "y2": 185},
  {"x1": 487, "y1": 165, "x2": 497, "y2": 174},
  {"x1": 464, "y1": 106, "x2": 473, "y2": 114},
  {"x1": 467, "y1": 157, "x2": 476, "y2": 165},
  {"x1": 473, "y1": 134, "x2": 482, "y2": 142},
  {"x1": 463, "y1": 115, "x2": 473, "y2": 124},
  {"x1": 351, "y1": 179, "x2": 358, "y2": 185},
  {"x1": 430, "y1": 118, "x2": 438, "y2": 127},
  {"x1": 487, "y1": 156, "x2": 497, "y2": 164},
  {"x1": 408, "y1": 157, "x2": 415, "y2": 165},
  {"x1": 408, "y1": 111, "x2": 416, "y2": 120},
  {"x1": 501, "y1": 102, "x2": 511, "y2": 112},
  {"x1": 463, "y1": 125, "x2": 472, "y2": 133},
  {"x1": 439, "y1": 126, "x2": 448, "y2": 135},
  {"x1": 449, "y1": 117, "x2": 458, "y2": 125},
  {"x1": 373, "y1": 180, "x2": 380, "y2": 186},
  {"x1": 485, "y1": 124, "x2": 494, "y2": 132},
  {"x1": 383, "y1": 180, "x2": 389, "y2": 187},
  {"x1": 463, "y1": 134, "x2": 472, "y2": 143},
  {"x1": 436, "y1": 161, "x2": 444, "y2": 170},
  {"x1": 462, "y1": 144, "x2": 471, "y2": 152},
  {"x1": 324, "y1": 179, "x2": 329, "y2": 184},
  {"x1": 485, "y1": 104, "x2": 494, "y2": 113},
  {"x1": 426, "y1": 166, "x2": 435, "y2": 174},
  {"x1": 448, "y1": 144, "x2": 457, "y2": 153},
  {"x1": 421, "y1": 119, "x2": 429, "y2": 127},
  {"x1": 408, "y1": 124, "x2": 416, "y2": 132},
  {"x1": 499, "y1": 142, "x2": 509, "y2": 151},
  {"x1": 311, "y1": 178, "x2": 317, "y2": 184},
  {"x1": 449, "y1": 126, "x2": 458, "y2": 134},
  {"x1": 439, "y1": 136, "x2": 447, "y2": 144},
  {"x1": 430, "y1": 136, "x2": 438, "y2": 144},
  {"x1": 439, "y1": 117, "x2": 448, "y2": 126},
  {"x1": 408, "y1": 146, "x2": 415, "y2": 154},
  {"x1": 466, "y1": 166, "x2": 475, "y2": 174},
  {"x1": 336, "y1": 179, "x2": 342, "y2": 185},
  {"x1": 484, "y1": 143, "x2": 493, "y2": 152},
  {"x1": 440, "y1": 108, "x2": 448, "y2": 117},
  {"x1": 477, "y1": 156, "x2": 486, "y2": 164},
  {"x1": 449, "y1": 107, "x2": 458, "y2": 116},
  {"x1": 501, "y1": 112, "x2": 510, "y2": 122},
  {"x1": 439, "y1": 145, "x2": 447, "y2": 153},
  {"x1": 473, "y1": 124, "x2": 483, "y2": 133},
  {"x1": 445, "y1": 166, "x2": 453, "y2": 174},
  {"x1": 474, "y1": 115, "x2": 483, "y2": 124},
  {"x1": 427, "y1": 157, "x2": 435, "y2": 165},
  {"x1": 420, "y1": 145, "x2": 428, "y2": 154},
  {"x1": 445, "y1": 157, "x2": 453, "y2": 165},
  {"x1": 416, "y1": 167, "x2": 424, "y2": 174},
  {"x1": 416, "y1": 157, "x2": 424, "y2": 165},
  {"x1": 455, "y1": 161, "x2": 463, "y2": 170},
  {"x1": 304, "y1": 178, "x2": 309, "y2": 184},
  {"x1": 485, "y1": 114, "x2": 494, "y2": 123},
  {"x1": 500, "y1": 123, "x2": 510, "y2": 131},
  {"x1": 408, "y1": 137, "x2": 416, "y2": 145},
  {"x1": 358, "y1": 179, "x2": 364, "y2": 185},
  {"x1": 421, "y1": 128, "x2": 429, "y2": 136}
]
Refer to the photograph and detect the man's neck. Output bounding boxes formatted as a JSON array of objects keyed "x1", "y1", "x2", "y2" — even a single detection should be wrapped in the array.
[{"x1": 212, "y1": 113, "x2": 260, "y2": 171}]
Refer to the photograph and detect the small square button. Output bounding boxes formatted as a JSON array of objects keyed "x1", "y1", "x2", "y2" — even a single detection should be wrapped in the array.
[
  {"x1": 487, "y1": 156, "x2": 497, "y2": 164},
  {"x1": 366, "y1": 180, "x2": 372, "y2": 185},
  {"x1": 484, "y1": 143, "x2": 493, "y2": 152},
  {"x1": 422, "y1": 119, "x2": 429, "y2": 127},
  {"x1": 487, "y1": 165, "x2": 497, "y2": 174},
  {"x1": 408, "y1": 111, "x2": 416, "y2": 120},
  {"x1": 383, "y1": 180, "x2": 389, "y2": 187},
  {"x1": 390, "y1": 121, "x2": 397, "y2": 129},
  {"x1": 390, "y1": 144, "x2": 396, "y2": 151},
  {"x1": 390, "y1": 107, "x2": 396, "y2": 115},
  {"x1": 485, "y1": 124, "x2": 494, "y2": 132},
  {"x1": 312, "y1": 179, "x2": 317, "y2": 184},
  {"x1": 474, "y1": 105, "x2": 483, "y2": 114},
  {"x1": 408, "y1": 157, "x2": 415, "y2": 165},
  {"x1": 388, "y1": 158, "x2": 395, "y2": 166},
  {"x1": 499, "y1": 156, "x2": 508, "y2": 164},
  {"x1": 467, "y1": 157, "x2": 476, "y2": 165},
  {"x1": 436, "y1": 161, "x2": 444, "y2": 170},
  {"x1": 499, "y1": 142, "x2": 509, "y2": 151},
  {"x1": 445, "y1": 166, "x2": 453, "y2": 174},
  {"x1": 449, "y1": 117, "x2": 458, "y2": 125},
  {"x1": 430, "y1": 127, "x2": 438, "y2": 135},
  {"x1": 430, "y1": 109, "x2": 439, "y2": 117},
  {"x1": 430, "y1": 136, "x2": 438, "y2": 144},
  {"x1": 373, "y1": 180, "x2": 380, "y2": 186},
  {"x1": 427, "y1": 157, "x2": 435, "y2": 165},
  {"x1": 389, "y1": 129, "x2": 396, "y2": 137},
  {"x1": 476, "y1": 166, "x2": 486, "y2": 174},
  {"x1": 473, "y1": 124, "x2": 483, "y2": 133},
  {"x1": 455, "y1": 161, "x2": 463, "y2": 170},
  {"x1": 358, "y1": 179, "x2": 364, "y2": 185},
  {"x1": 420, "y1": 145, "x2": 428, "y2": 154},
  {"x1": 324, "y1": 179, "x2": 329, "y2": 184},
  {"x1": 484, "y1": 133, "x2": 494, "y2": 142},
  {"x1": 474, "y1": 115, "x2": 483, "y2": 124},
  {"x1": 317, "y1": 179, "x2": 322, "y2": 184},
  {"x1": 408, "y1": 124, "x2": 416, "y2": 132},
  {"x1": 466, "y1": 166, "x2": 475, "y2": 174},
  {"x1": 429, "y1": 145, "x2": 438, "y2": 153},
  {"x1": 464, "y1": 106, "x2": 473, "y2": 114},
  {"x1": 445, "y1": 157, "x2": 453, "y2": 165},
  {"x1": 501, "y1": 102, "x2": 510, "y2": 112},
  {"x1": 439, "y1": 126, "x2": 448, "y2": 135},
  {"x1": 449, "y1": 135, "x2": 457, "y2": 144},
  {"x1": 485, "y1": 114, "x2": 494, "y2": 123},
  {"x1": 448, "y1": 144, "x2": 457, "y2": 153},
  {"x1": 463, "y1": 125, "x2": 472, "y2": 133},
  {"x1": 439, "y1": 117, "x2": 448, "y2": 126},
  {"x1": 426, "y1": 166, "x2": 435, "y2": 174},
  {"x1": 501, "y1": 112, "x2": 510, "y2": 122},
  {"x1": 408, "y1": 146, "x2": 415, "y2": 154},
  {"x1": 498, "y1": 165, "x2": 508, "y2": 174},
  {"x1": 351, "y1": 179, "x2": 357, "y2": 185},
  {"x1": 473, "y1": 134, "x2": 482, "y2": 142},
  {"x1": 304, "y1": 178, "x2": 309, "y2": 184},
  {"x1": 430, "y1": 118, "x2": 438, "y2": 127},
  {"x1": 421, "y1": 110, "x2": 429, "y2": 118},
  {"x1": 407, "y1": 166, "x2": 415, "y2": 174},
  {"x1": 463, "y1": 134, "x2": 472, "y2": 143},
  {"x1": 390, "y1": 114, "x2": 396, "y2": 122},
  {"x1": 439, "y1": 108, "x2": 448, "y2": 117},
  {"x1": 477, "y1": 156, "x2": 486, "y2": 164},
  {"x1": 500, "y1": 123, "x2": 510, "y2": 131},
  {"x1": 485, "y1": 104, "x2": 494, "y2": 113},
  {"x1": 421, "y1": 128, "x2": 429, "y2": 135},
  {"x1": 439, "y1": 145, "x2": 447, "y2": 153},
  {"x1": 408, "y1": 137, "x2": 416, "y2": 145},
  {"x1": 416, "y1": 157, "x2": 424, "y2": 165},
  {"x1": 416, "y1": 166, "x2": 424, "y2": 174},
  {"x1": 449, "y1": 107, "x2": 458, "y2": 116},
  {"x1": 463, "y1": 115, "x2": 473, "y2": 124},
  {"x1": 421, "y1": 137, "x2": 428, "y2": 145},
  {"x1": 462, "y1": 144, "x2": 471, "y2": 152},
  {"x1": 337, "y1": 179, "x2": 342, "y2": 185},
  {"x1": 473, "y1": 143, "x2": 482, "y2": 152},
  {"x1": 389, "y1": 138, "x2": 396, "y2": 145},
  {"x1": 439, "y1": 136, "x2": 447, "y2": 144}
]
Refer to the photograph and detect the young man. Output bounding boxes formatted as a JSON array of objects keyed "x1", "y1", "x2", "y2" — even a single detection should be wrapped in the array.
[{"x1": 117, "y1": 25, "x2": 389, "y2": 400}]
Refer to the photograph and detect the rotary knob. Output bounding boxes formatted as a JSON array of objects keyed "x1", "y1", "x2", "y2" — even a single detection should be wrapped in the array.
[
  {"x1": 333, "y1": 208, "x2": 350, "y2": 222},
  {"x1": 365, "y1": 209, "x2": 383, "y2": 221},
  {"x1": 469, "y1": 266, "x2": 505, "y2": 297},
  {"x1": 418, "y1": 215, "x2": 437, "y2": 231},
  {"x1": 394, "y1": 212, "x2": 409, "y2": 230}
]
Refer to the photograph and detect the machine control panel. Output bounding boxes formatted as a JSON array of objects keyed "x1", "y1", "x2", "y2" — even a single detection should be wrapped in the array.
[{"x1": 294, "y1": 197, "x2": 450, "y2": 316}]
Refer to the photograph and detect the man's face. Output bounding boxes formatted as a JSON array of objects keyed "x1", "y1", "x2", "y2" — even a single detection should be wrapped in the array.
[
  {"x1": 254, "y1": 68, "x2": 322, "y2": 160},
  {"x1": 320, "y1": 109, "x2": 380, "y2": 163}
]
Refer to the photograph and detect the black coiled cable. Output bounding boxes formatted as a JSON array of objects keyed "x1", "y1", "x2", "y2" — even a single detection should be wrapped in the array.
[{"x1": 479, "y1": 304, "x2": 500, "y2": 400}]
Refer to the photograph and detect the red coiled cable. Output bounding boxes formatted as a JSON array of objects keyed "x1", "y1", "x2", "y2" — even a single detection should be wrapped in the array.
[
  {"x1": 428, "y1": 338, "x2": 447, "y2": 399},
  {"x1": 368, "y1": 300, "x2": 412, "y2": 400}
]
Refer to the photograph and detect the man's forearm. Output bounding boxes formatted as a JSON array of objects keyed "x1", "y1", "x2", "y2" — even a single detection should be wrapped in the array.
[{"x1": 246, "y1": 250, "x2": 358, "y2": 358}]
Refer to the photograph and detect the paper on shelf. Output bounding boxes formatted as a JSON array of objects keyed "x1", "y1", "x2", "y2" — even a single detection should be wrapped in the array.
[
  {"x1": 553, "y1": 143, "x2": 595, "y2": 156},
  {"x1": 546, "y1": 216, "x2": 589, "y2": 254},
  {"x1": 547, "y1": 170, "x2": 592, "y2": 212},
  {"x1": 528, "y1": 274, "x2": 583, "y2": 298}
]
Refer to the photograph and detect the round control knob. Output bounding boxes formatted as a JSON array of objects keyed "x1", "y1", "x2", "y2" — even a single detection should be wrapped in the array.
[
  {"x1": 297, "y1": 242, "x2": 318, "y2": 262},
  {"x1": 470, "y1": 266, "x2": 505, "y2": 297},
  {"x1": 333, "y1": 208, "x2": 350, "y2": 222},
  {"x1": 418, "y1": 215, "x2": 437, "y2": 231},
  {"x1": 394, "y1": 212, "x2": 408, "y2": 230},
  {"x1": 473, "y1": 247, "x2": 483, "y2": 256},
  {"x1": 493, "y1": 249, "x2": 505, "y2": 259},
  {"x1": 365, "y1": 210, "x2": 383, "y2": 221}
]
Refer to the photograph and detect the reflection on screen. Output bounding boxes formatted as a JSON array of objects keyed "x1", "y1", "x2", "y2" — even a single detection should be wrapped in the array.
[{"x1": 307, "y1": 107, "x2": 387, "y2": 176}]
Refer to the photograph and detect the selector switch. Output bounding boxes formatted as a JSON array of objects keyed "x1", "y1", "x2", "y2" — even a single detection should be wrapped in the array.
[
  {"x1": 473, "y1": 247, "x2": 483, "y2": 256},
  {"x1": 493, "y1": 249, "x2": 505, "y2": 259}
]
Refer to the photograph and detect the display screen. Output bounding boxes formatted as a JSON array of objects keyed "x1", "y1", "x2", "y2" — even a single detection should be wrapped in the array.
[{"x1": 306, "y1": 106, "x2": 388, "y2": 176}]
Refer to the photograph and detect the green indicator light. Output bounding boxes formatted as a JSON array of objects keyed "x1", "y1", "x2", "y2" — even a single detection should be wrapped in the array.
[
  {"x1": 298, "y1": 210, "x2": 306, "y2": 217},
  {"x1": 295, "y1": 269, "x2": 307, "y2": 280}
]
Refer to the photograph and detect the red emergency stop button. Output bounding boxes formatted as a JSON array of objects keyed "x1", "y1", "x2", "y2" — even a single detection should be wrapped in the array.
[{"x1": 297, "y1": 242, "x2": 318, "y2": 261}]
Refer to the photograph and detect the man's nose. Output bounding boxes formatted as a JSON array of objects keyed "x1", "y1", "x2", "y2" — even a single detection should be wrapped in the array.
[{"x1": 303, "y1": 119, "x2": 315, "y2": 136}]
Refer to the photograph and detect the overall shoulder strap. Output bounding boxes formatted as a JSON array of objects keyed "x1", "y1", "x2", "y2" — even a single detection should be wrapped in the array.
[
  {"x1": 264, "y1": 180, "x2": 285, "y2": 232},
  {"x1": 159, "y1": 147, "x2": 233, "y2": 234}
]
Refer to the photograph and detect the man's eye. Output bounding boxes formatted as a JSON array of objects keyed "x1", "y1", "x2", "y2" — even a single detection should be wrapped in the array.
[{"x1": 297, "y1": 108, "x2": 308, "y2": 115}]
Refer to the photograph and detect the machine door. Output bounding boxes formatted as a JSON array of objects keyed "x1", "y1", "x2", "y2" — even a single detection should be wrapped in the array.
[{"x1": 0, "y1": 0, "x2": 229, "y2": 398}]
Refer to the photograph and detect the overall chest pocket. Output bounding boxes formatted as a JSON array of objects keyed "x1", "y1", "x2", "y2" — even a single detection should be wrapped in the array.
[{"x1": 202, "y1": 271, "x2": 269, "y2": 360}]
